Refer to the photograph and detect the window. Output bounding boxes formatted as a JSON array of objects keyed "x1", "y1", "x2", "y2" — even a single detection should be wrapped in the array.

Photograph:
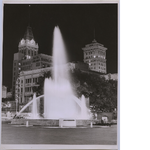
[
  {"x1": 26, "y1": 79, "x2": 31, "y2": 83},
  {"x1": 33, "y1": 77, "x2": 38, "y2": 83},
  {"x1": 25, "y1": 87, "x2": 31, "y2": 92}
]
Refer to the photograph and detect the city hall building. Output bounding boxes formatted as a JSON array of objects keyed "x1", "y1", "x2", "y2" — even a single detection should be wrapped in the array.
[{"x1": 12, "y1": 26, "x2": 52, "y2": 99}]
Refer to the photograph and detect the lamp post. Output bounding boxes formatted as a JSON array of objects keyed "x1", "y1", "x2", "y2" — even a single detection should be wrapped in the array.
[
  {"x1": 15, "y1": 99, "x2": 18, "y2": 113},
  {"x1": 15, "y1": 75, "x2": 20, "y2": 114}
]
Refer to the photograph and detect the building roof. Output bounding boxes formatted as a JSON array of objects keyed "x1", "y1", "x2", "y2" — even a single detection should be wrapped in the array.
[
  {"x1": 18, "y1": 26, "x2": 38, "y2": 48},
  {"x1": 82, "y1": 39, "x2": 107, "y2": 51},
  {"x1": 38, "y1": 53, "x2": 53, "y2": 59},
  {"x1": 24, "y1": 26, "x2": 34, "y2": 40}
]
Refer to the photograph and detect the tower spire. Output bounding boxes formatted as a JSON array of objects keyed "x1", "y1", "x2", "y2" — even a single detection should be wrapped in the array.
[
  {"x1": 92, "y1": 28, "x2": 97, "y2": 43},
  {"x1": 28, "y1": 5, "x2": 31, "y2": 26},
  {"x1": 24, "y1": 26, "x2": 34, "y2": 40},
  {"x1": 94, "y1": 28, "x2": 95, "y2": 40}
]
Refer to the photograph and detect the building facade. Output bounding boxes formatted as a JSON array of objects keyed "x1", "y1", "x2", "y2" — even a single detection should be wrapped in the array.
[
  {"x1": 18, "y1": 67, "x2": 52, "y2": 105},
  {"x1": 82, "y1": 39, "x2": 107, "y2": 73}
]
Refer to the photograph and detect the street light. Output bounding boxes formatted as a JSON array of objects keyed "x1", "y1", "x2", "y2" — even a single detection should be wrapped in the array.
[
  {"x1": 15, "y1": 75, "x2": 20, "y2": 113},
  {"x1": 15, "y1": 99, "x2": 18, "y2": 113}
]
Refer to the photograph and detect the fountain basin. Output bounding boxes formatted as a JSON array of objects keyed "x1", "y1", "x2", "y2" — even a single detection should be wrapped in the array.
[
  {"x1": 11, "y1": 119, "x2": 94, "y2": 127},
  {"x1": 59, "y1": 118, "x2": 76, "y2": 127}
]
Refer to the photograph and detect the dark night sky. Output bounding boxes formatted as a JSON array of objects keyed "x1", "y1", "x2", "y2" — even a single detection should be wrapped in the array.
[{"x1": 3, "y1": 4, "x2": 118, "y2": 89}]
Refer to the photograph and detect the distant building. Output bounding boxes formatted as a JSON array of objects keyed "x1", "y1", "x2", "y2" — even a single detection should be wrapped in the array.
[
  {"x1": 18, "y1": 67, "x2": 52, "y2": 104},
  {"x1": 12, "y1": 26, "x2": 52, "y2": 98},
  {"x1": 102, "y1": 73, "x2": 118, "y2": 81},
  {"x1": 2, "y1": 85, "x2": 7, "y2": 98},
  {"x1": 68, "y1": 61, "x2": 89, "y2": 71},
  {"x1": 82, "y1": 39, "x2": 107, "y2": 73},
  {"x1": 6, "y1": 92, "x2": 12, "y2": 98}
]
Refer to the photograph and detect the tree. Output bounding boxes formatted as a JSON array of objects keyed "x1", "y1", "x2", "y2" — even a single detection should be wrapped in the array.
[{"x1": 69, "y1": 69, "x2": 117, "y2": 112}]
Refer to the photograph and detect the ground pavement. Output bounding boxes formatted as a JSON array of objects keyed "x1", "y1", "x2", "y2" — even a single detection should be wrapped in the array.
[{"x1": 1, "y1": 122, "x2": 117, "y2": 145}]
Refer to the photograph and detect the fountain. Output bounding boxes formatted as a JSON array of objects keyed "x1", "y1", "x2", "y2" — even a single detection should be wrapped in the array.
[
  {"x1": 44, "y1": 26, "x2": 90, "y2": 119},
  {"x1": 12, "y1": 26, "x2": 92, "y2": 126},
  {"x1": 31, "y1": 93, "x2": 39, "y2": 119}
]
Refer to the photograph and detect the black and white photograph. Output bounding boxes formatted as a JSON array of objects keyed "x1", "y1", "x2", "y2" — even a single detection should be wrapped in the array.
[{"x1": 1, "y1": 1, "x2": 118, "y2": 149}]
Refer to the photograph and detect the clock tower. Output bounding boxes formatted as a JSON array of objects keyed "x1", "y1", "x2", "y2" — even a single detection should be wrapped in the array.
[
  {"x1": 12, "y1": 26, "x2": 39, "y2": 99},
  {"x1": 18, "y1": 26, "x2": 39, "y2": 59}
]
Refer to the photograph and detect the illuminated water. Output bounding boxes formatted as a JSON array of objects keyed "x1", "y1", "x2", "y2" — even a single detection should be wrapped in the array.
[
  {"x1": 31, "y1": 93, "x2": 39, "y2": 119},
  {"x1": 44, "y1": 26, "x2": 90, "y2": 119}
]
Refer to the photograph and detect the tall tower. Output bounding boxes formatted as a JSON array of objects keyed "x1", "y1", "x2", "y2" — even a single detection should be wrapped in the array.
[
  {"x1": 82, "y1": 39, "x2": 107, "y2": 73},
  {"x1": 12, "y1": 26, "x2": 39, "y2": 98},
  {"x1": 18, "y1": 26, "x2": 38, "y2": 58}
]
